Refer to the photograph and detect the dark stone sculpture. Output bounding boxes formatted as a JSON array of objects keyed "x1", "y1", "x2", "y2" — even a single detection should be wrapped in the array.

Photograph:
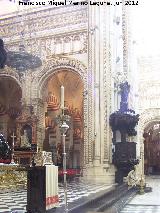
[
  {"x1": 0, "y1": 134, "x2": 11, "y2": 160},
  {"x1": 0, "y1": 39, "x2": 7, "y2": 69}
]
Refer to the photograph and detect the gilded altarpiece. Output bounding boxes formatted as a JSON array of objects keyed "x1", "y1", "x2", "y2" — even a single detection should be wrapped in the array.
[{"x1": 15, "y1": 105, "x2": 38, "y2": 164}]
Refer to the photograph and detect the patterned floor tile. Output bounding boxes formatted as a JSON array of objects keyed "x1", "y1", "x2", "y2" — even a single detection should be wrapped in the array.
[
  {"x1": 121, "y1": 205, "x2": 160, "y2": 213},
  {"x1": 0, "y1": 181, "x2": 110, "y2": 212}
]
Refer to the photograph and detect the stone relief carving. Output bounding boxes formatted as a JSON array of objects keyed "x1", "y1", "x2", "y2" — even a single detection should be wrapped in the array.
[
  {"x1": 0, "y1": 7, "x2": 87, "y2": 39},
  {"x1": 103, "y1": 7, "x2": 112, "y2": 163},
  {"x1": 122, "y1": 5, "x2": 129, "y2": 80},
  {"x1": 6, "y1": 32, "x2": 87, "y2": 61},
  {"x1": 139, "y1": 82, "x2": 160, "y2": 109}
]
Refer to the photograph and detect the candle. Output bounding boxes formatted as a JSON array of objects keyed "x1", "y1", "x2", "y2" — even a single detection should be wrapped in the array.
[{"x1": 61, "y1": 85, "x2": 64, "y2": 109}]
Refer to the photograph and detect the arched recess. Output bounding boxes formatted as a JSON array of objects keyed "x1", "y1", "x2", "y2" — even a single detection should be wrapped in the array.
[
  {"x1": 0, "y1": 66, "x2": 21, "y2": 89},
  {"x1": 36, "y1": 57, "x2": 88, "y2": 168},
  {"x1": 143, "y1": 121, "x2": 160, "y2": 175},
  {"x1": 0, "y1": 68, "x2": 22, "y2": 145},
  {"x1": 138, "y1": 108, "x2": 160, "y2": 175}
]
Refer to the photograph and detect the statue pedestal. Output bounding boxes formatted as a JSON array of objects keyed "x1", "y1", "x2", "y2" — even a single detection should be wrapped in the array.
[{"x1": 26, "y1": 165, "x2": 59, "y2": 213}]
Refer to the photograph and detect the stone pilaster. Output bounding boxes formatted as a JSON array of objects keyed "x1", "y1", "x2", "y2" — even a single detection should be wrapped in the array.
[
  {"x1": 20, "y1": 72, "x2": 33, "y2": 105},
  {"x1": 87, "y1": 4, "x2": 95, "y2": 164},
  {"x1": 31, "y1": 98, "x2": 45, "y2": 151},
  {"x1": 83, "y1": 91, "x2": 89, "y2": 165},
  {"x1": 103, "y1": 5, "x2": 112, "y2": 165},
  {"x1": 92, "y1": 5, "x2": 101, "y2": 165},
  {"x1": 122, "y1": 1, "x2": 130, "y2": 80}
]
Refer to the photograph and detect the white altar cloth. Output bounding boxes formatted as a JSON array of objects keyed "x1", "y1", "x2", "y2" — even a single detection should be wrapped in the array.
[{"x1": 46, "y1": 165, "x2": 59, "y2": 209}]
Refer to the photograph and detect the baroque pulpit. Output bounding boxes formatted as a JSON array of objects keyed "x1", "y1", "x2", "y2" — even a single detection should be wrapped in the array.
[{"x1": 110, "y1": 81, "x2": 139, "y2": 184}]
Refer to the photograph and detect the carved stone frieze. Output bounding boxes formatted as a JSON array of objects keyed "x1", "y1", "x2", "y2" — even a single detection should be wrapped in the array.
[
  {"x1": 0, "y1": 6, "x2": 87, "y2": 39},
  {"x1": 6, "y1": 31, "x2": 87, "y2": 61},
  {"x1": 138, "y1": 81, "x2": 160, "y2": 109},
  {"x1": 37, "y1": 56, "x2": 87, "y2": 82}
]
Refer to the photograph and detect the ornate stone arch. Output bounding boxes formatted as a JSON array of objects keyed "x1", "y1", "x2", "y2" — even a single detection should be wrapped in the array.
[
  {"x1": 138, "y1": 108, "x2": 160, "y2": 143},
  {"x1": 34, "y1": 56, "x2": 89, "y2": 165},
  {"x1": 37, "y1": 56, "x2": 87, "y2": 96},
  {"x1": 136, "y1": 108, "x2": 160, "y2": 178},
  {"x1": 137, "y1": 108, "x2": 160, "y2": 178},
  {"x1": 0, "y1": 66, "x2": 22, "y2": 88}
]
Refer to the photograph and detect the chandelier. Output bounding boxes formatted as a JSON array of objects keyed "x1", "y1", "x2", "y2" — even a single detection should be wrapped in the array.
[{"x1": 6, "y1": 2, "x2": 42, "y2": 72}]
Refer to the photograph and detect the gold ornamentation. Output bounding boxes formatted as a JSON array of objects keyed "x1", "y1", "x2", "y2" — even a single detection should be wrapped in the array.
[
  {"x1": 0, "y1": 164, "x2": 27, "y2": 191},
  {"x1": 34, "y1": 151, "x2": 53, "y2": 166}
]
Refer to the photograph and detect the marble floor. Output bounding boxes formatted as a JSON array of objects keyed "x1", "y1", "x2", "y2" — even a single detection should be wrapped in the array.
[
  {"x1": 120, "y1": 175, "x2": 160, "y2": 213},
  {"x1": 0, "y1": 181, "x2": 111, "y2": 213},
  {"x1": 1, "y1": 176, "x2": 160, "y2": 213}
]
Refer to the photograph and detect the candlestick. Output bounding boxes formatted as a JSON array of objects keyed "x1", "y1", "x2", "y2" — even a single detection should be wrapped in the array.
[
  {"x1": 54, "y1": 85, "x2": 70, "y2": 213},
  {"x1": 61, "y1": 85, "x2": 64, "y2": 109}
]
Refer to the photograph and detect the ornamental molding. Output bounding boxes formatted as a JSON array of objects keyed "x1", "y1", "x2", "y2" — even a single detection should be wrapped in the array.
[
  {"x1": 103, "y1": 6, "x2": 112, "y2": 162},
  {"x1": 0, "y1": 65, "x2": 21, "y2": 87},
  {"x1": 37, "y1": 56, "x2": 87, "y2": 88},
  {"x1": 122, "y1": 4, "x2": 128, "y2": 79},
  {"x1": 138, "y1": 81, "x2": 160, "y2": 109},
  {"x1": 139, "y1": 81, "x2": 160, "y2": 88},
  {"x1": 139, "y1": 83, "x2": 160, "y2": 96},
  {"x1": 6, "y1": 31, "x2": 87, "y2": 60},
  {"x1": 0, "y1": 6, "x2": 87, "y2": 39},
  {"x1": 138, "y1": 108, "x2": 160, "y2": 142},
  {"x1": 0, "y1": 4, "x2": 87, "y2": 24}
]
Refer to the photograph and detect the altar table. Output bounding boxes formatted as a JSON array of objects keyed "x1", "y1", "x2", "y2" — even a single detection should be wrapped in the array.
[{"x1": 27, "y1": 165, "x2": 59, "y2": 213}]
